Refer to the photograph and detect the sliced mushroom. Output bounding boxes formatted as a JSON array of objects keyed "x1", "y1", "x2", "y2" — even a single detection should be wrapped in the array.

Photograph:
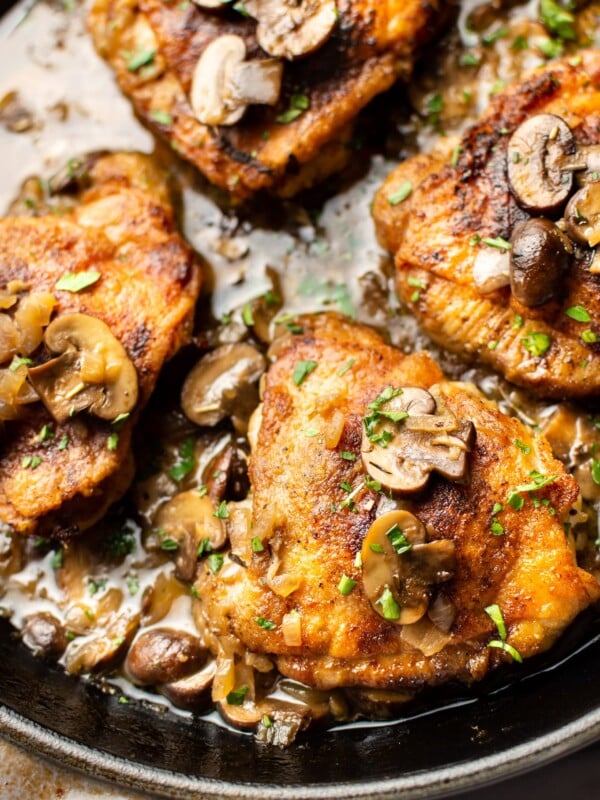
[
  {"x1": 348, "y1": 688, "x2": 414, "y2": 720},
  {"x1": 361, "y1": 388, "x2": 474, "y2": 494},
  {"x1": 507, "y1": 114, "x2": 575, "y2": 214},
  {"x1": 181, "y1": 342, "x2": 266, "y2": 429},
  {"x1": 509, "y1": 218, "x2": 572, "y2": 306},
  {"x1": 361, "y1": 510, "x2": 456, "y2": 626},
  {"x1": 154, "y1": 491, "x2": 227, "y2": 582},
  {"x1": 125, "y1": 628, "x2": 208, "y2": 686},
  {"x1": 190, "y1": 35, "x2": 283, "y2": 126},
  {"x1": 159, "y1": 658, "x2": 217, "y2": 712},
  {"x1": 245, "y1": 0, "x2": 337, "y2": 60},
  {"x1": 28, "y1": 313, "x2": 138, "y2": 424},
  {"x1": 564, "y1": 183, "x2": 600, "y2": 247},
  {"x1": 218, "y1": 693, "x2": 312, "y2": 745},
  {"x1": 192, "y1": 0, "x2": 229, "y2": 7}
]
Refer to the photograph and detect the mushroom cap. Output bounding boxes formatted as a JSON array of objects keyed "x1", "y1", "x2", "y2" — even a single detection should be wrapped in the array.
[
  {"x1": 246, "y1": 0, "x2": 337, "y2": 60},
  {"x1": 125, "y1": 628, "x2": 208, "y2": 686},
  {"x1": 509, "y1": 218, "x2": 572, "y2": 307},
  {"x1": 564, "y1": 182, "x2": 600, "y2": 247},
  {"x1": 507, "y1": 113, "x2": 575, "y2": 214},
  {"x1": 181, "y1": 342, "x2": 266, "y2": 428},
  {"x1": 28, "y1": 312, "x2": 138, "y2": 424},
  {"x1": 190, "y1": 34, "x2": 248, "y2": 126}
]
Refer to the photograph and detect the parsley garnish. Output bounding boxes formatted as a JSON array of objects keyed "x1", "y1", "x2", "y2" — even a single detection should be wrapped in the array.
[
  {"x1": 276, "y1": 93, "x2": 310, "y2": 124},
  {"x1": 522, "y1": 331, "x2": 551, "y2": 357},
  {"x1": 338, "y1": 574, "x2": 357, "y2": 595},
  {"x1": 387, "y1": 181, "x2": 413, "y2": 206},
  {"x1": 213, "y1": 500, "x2": 229, "y2": 519},
  {"x1": 566, "y1": 305, "x2": 591, "y2": 323},
  {"x1": 226, "y1": 685, "x2": 249, "y2": 705},
  {"x1": 376, "y1": 586, "x2": 401, "y2": 621},
  {"x1": 169, "y1": 437, "x2": 195, "y2": 481},
  {"x1": 55, "y1": 271, "x2": 101, "y2": 293},
  {"x1": 255, "y1": 617, "x2": 277, "y2": 630},
  {"x1": 207, "y1": 553, "x2": 224, "y2": 574},
  {"x1": 485, "y1": 604, "x2": 522, "y2": 662},
  {"x1": 387, "y1": 523, "x2": 412, "y2": 555},
  {"x1": 126, "y1": 48, "x2": 156, "y2": 72},
  {"x1": 292, "y1": 359, "x2": 317, "y2": 387}
]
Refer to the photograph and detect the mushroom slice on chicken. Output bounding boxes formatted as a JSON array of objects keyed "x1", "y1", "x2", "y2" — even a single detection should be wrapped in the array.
[
  {"x1": 196, "y1": 314, "x2": 598, "y2": 696},
  {"x1": 89, "y1": 0, "x2": 446, "y2": 199},
  {"x1": 0, "y1": 152, "x2": 201, "y2": 536},
  {"x1": 373, "y1": 52, "x2": 600, "y2": 399}
]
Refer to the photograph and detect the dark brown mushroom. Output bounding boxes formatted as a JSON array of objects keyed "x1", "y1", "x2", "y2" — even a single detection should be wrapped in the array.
[
  {"x1": 22, "y1": 612, "x2": 68, "y2": 659},
  {"x1": 564, "y1": 182, "x2": 600, "y2": 247},
  {"x1": 218, "y1": 694, "x2": 312, "y2": 746},
  {"x1": 361, "y1": 510, "x2": 456, "y2": 626},
  {"x1": 125, "y1": 628, "x2": 208, "y2": 686},
  {"x1": 159, "y1": 658, "x2": 217, "y2": 712},
  {"x1": 361, "y1": 388, "x2": 474, "y2": 494},
  {"x1": 245, "y1": 0, "x2": 337, "y2": 60},
  {"x1": 181, "y1": 343, "x2": 266, "y2": 431},
  {"x1": 28, "y1": 313, "x2": 138, "y2": 424},
  {"x1": 507, "y1": 114, "x2": 575, "y2": 214},
  {"x1": 509, "y1": 218, "x2": 572, "y2": 306},
  {"x1": 348, "y1": 688, "x2": 414, "y2": 720}
]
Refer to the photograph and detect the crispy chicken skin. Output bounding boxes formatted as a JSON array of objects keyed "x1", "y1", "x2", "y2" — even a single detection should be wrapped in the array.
[
  {"x1": 373, "y1": 52, "x2": 600, "y2": 399},
  {"x1": 89, "y1": 0, "x2": 445, "y2": 199},
  {"x1": 0, "y1": 153, "x2": 201, "y2": 536},
  {"x1": 196, "y1": 314, "x2": 598, "y2": 692}
]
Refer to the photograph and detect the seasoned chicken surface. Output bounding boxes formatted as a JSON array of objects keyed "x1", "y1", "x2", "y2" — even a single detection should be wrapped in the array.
[
  {"x1": 0, "y1": 153, "x2": 201, "y2": 536},
  {"x1": 196, "y1": 314, "x2": 597, "y2": 694},
  {"x1": 373, "y1": 52, "x2": 600, "y2": 399},
  {"x1": 89, "y1": 0, "x2": 445, "y2": 199}
]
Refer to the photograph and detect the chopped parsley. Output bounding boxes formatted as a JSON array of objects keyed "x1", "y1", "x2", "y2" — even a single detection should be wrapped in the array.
[
  {"x1": 255, "y1": 617, "x2": 277, "y2": 630},
  {"x1": 21, "y1": 455, "x2": 42, "y2": 470},
  {"x1": 207, "y1": 553, "x2": 224, "y2": 574},
  {"x1": 55, "y1": 270, "x2": 101, "y2": 293},
  {"x1": 387, "y1": 523, "x2": 412, "y2": 555},
  {"x1": 213, "y1": 500, "x2": 229, "y2": 519},
  {"x1": 522, "y1": 331, "x2": 552, "y2": 357},
  {"x1": 50, "y1": 548, "x2": 63, "y2": 570},
  {"x1": 376, "y1": 586, "x2": 401, "y2": 621},
  {"x1": 340, "y1": 451, "x2": 356, "y2": 461},
  {"x1": 482, "y1": 236, "x2": 511, "y2": 250},
  {"x1": 276, "y1": 93, "x2": 310, "y2": 124},
  {"x1": 251, "y1": 536, "x2": 264, "y2": 553},
  {"x1": 337, "y1": 359, "x2": 355, "y2": 377},
  {"x1": 226, "y1": 685, "x2": 249, "y2": 705},
  {"x1": 169, "y1": 437, "x2": 195, "y2": 481},
  {"x1": 292, "y1": 359, "x2": 317, "y2": 387},
  {"x1": 514, "y1": 439, "x2": 531, "y2": 454},
  {"x1": 363, "y1": 386, "x2": 405, "y2": 447},
  {"x1": 196, "y1": 538, "x2": 213, "y2": 558},
  {"x1": 151, "y1": 110, "x2": 173, "y2": 126},
  {"x1": 108, "y1": 528, "x2": 135, "y2": 558},
  {"x1": 126, "y1": 48, "x2": 156, "y2": 72},
  {"x1": 107, "y1": 432, "x2": 119, "y2": 451},
  {"x1": 87, "y1": 577, "x2": 107, "y2": 596},
  {"x1": 539, "y1": 0, "x2": 576, "y2": 41},
  {"x1": 565, "y1": 305, "x2": 591, "y2": 323},
  {"x1": 591, "y1": 459, "x2": 600, "y2": 486}
]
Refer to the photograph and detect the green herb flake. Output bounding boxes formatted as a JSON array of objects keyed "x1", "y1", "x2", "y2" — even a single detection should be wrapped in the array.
[
  {"x1": 213, "y1": 500, "x2": 229, "y2": 519},
  {"x1": 492, "y1": 502, "x2": 504, "y2": 515},
  {"x1": 108, "y1": 528, "x2": 135, "y2": 558},
  {"x1": 522, "y1": 331, "x2": 552, "y2": 357},
  {"x1": 226, "y1": 685, "x2": 249, "y2": 705},
  {"x1": 87, "y1": 577, "x2": 107, "y2": 596},
  {"x1": 126, "y1": 574, "x2": 140, "y2": 596},
  {"x1": 55, "y1": 270, "x2": 101, "y2": 293},
  {"x1": 538, "y1": 37, "x2": 563, "y2": 58},
  {"x1": 376, "y1": 586, "x2": 401, "y2": 621},
  {"x1": 482, "y1": 25, "x2": 508, "y2": 45},
  {"x1": 9, "y1": 356, "x2": 32, "y2": 372},
  {"x1": 293, "y1": 359, "x2": 318, "y2": 387},
  {"x1": 582, "y1": 330, "x2": 598, "y2": 344},
  {"x1": 507, "y1": 491, "x2": 525, "y2": 511},
  {"x1": 126, "y1": 48, "x2": 156, "y2": 71},
  {"x1": 490, "y1": 518, "x2": 505, "y2": 536},
  {"x1": 336, "y1": 359, "x2": 355, "y2": 377},
  {"x1": 261, "y1": 715, "x2": 273, "y2": 728},
  {"x1": 197, "y1": 538, "x2": 213, "y2": 558},
  {"x1": 255, "y1": 617, "x2": 277, "y2": 630},
  {"x1": 338, "y1": 574, "x2": 357, "y2": 595},
  {"x1": 169, "y1": 437, "x2": 195, "y2": 481},
  {"x1": 488, "y1": 639, "x2": 523, "y2": 662},
  {"x1": 387, "y1": 181, "x2": 413, "y2": 206},
  {"x1": 276, "y1": 93, "x2": 310, "y2": 124},
  {"x1": 482, "y1": 236, "x2": 511, "y2": 251},
  {"x1": 57, "y1": 435, "x2": 69, "y2": 450},
  {"x1": 242, "y1": 303, "x2": 255, "y2": 327},
  {"x1": 364, "y1": 476, "x2": 382, "y2": 492},
  {"x1": 460, "y1": 52, "x2": 481, "y2": 67},
  {"x1": 21, "y1": 455, "x2": 42, "y2": 470},
  {"x1": 407, "y1": 276, "x2": 427, "y2": 289},
  {"x1": 515, "y1": 439, "x2": 531, "y2": 454},
  {"x1": 591, "y1": 459, "x2": 600, "y2": 486},
  {"x1": 107, "y1": 432, "x2": 119, "y2": 451},
  {"x1": 251, "y1": 536, "x2": 264, "y2": 553},
  {"x1": 512, "y1": 314, "x2": 524, "y2": 329},
  {"x1": 484, "y1": 603, "x2": 507, "y2": 640},
  {"x1": 304, "y1": 427, "x2": 319, "y2": 438},
  {"x1": 387, "y1": 523, "x2": 412, "y2": 555},
  {"x1": 51, "y1": 548, "x2": 63, "y2": 570},
  {"x1": 160, "y1": 537, "x2": 179, "y2": 552},
  {"x1": 38, "y1": 424, "x2": 54, "y2": 443},
  {"x1": 151, "y1": 109, "x2": 173, "y2": 126},
  {"x1": 566, "y1": 305, "x2": 591, "y2": 323},
  {"x1": 539, "y1": 0, "x2": 576, "y2": 41},
  {"x1": 369, "y1": 543, "x2": 384, "y2": 554},
  {"x1": 207, "y1": 553, "x2": 224, "y2": 574},
  {"x1": 339, "y1": 451, "x2": 356, "y2": 462}
]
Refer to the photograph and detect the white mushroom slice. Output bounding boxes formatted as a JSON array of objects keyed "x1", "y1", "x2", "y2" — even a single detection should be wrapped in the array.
[
  {"x1": 472, "y1": 247, "x2": 511, "y2": 293},
  {"x1": 245, "y1": 0, "x2": 337, "y2": 60},
  {"x1": 190, "y1": 34, "x2": 283, "y2": 126},
  {"x1": 192, "y1": 0, "x2": 229, "y2": 7},
  {"x1": 28, "y1": 313, "x2": 138, "y2": 424}
]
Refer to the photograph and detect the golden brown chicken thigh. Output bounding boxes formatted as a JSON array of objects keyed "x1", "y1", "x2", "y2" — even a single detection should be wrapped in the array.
[
  {"x1": 0, "y1": 153, "x2": 201, "y2": 536},
  {"x1": 196, "y1": 314, "x2": 597, "y2": 698},
  {"x1": 373, "y1": 52, "x2": 600, "y2": 399},
  {"x1": 89, "y1": 0, "x2": 446, "y2": 199}
]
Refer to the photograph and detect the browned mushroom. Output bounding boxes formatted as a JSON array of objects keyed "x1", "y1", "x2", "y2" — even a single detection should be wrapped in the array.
[
  {"x1": 125, "y1": 628, "x2": 208, "y2": 686},
  {"x1": 361, "y1": 387, "x2": 474, "y2": 493},
  {"x1": 564, "y1": 182, "x2": 600, "y2": 247},
  {"x1": 28, "y1": 313, "x2": 138, "y2": 424},
  {"x1": 154, "y1": 491, "x2": 227, "y2": 582},
  {"x1": 181, "y1": 342, "x2": 266, "y2": 431},
  {"x1": 218, "y1": 692, "x2": 312, "y2": 747},
  {"x1": 245, "y1": 0, "x2": 337, "y2": 60},
  {"x1": 21, "y1": 612, "x2": 68, "y2": 659},
  {"x1": 507, "y1": 114, "x2": 575, "y2": 214},
  {"x1": 509, "y1": 218, "x2": 572, "y2": 306},
  {"x1": 190, "y1": 35, "x2": 283, "y2": 126},
  {"x1": 361, "y1": 510, "x2": 456, "y2": 626},
  {"x1": 159, "y1": 658, "x2": 217, "y2": 712}
]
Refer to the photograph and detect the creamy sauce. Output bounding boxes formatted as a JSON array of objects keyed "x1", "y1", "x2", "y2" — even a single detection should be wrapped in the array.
[{"x1": 0, "y1": 0, "x2": 599, "y2": 739}]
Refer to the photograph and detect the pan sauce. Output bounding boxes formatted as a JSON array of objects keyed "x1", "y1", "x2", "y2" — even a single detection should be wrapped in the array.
[{"x1": 0, "y1": 0, "x2": 599, "y2": 740}]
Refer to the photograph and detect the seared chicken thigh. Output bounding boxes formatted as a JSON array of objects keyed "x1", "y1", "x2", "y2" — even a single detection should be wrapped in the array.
[
  {"x1": 89, "y1": 0, "x2": 445, "y2": 199},
  {"x1": 0, "y1": 153, "x2": 201, "y2": 536},
  {"x1": 196, "y1": 314, "x2": 597, "y2": 696},
  {"x1": 374, "y1": 52, "x2": 600, "y2": 399}
]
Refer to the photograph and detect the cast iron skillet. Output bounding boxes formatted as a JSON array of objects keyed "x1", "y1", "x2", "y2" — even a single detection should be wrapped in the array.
[
  {"x1": 2, "y1": 611, "x2": 600, "y2": 799},
  {"x1": 2, "y1": 0, "x2": 600, "y2": 796}
]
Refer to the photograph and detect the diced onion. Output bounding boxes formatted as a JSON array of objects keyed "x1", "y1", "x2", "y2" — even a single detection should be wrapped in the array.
[{"x1": 282, "y1": 611, "x2": 302, "y2": 646}]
